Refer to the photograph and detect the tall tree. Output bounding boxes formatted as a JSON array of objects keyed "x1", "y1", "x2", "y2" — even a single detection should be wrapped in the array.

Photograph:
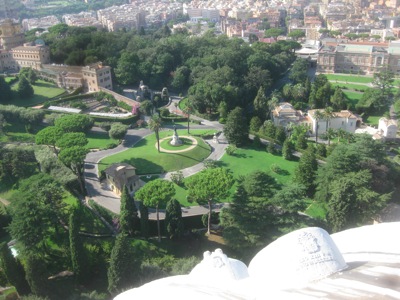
[
  {"x1": 107, "y1": 234, "x2": 137, "y2": 295},
  {"x1": 35, "y1": 126, "x2": 64, "y2": 155},
  {"x1": 56, "y1": 132, "x2": 88, "y2": 149},
  {"x1": 372, "y1": 69, "x2": 394, "y2": 100},
  {"x1": 324, "y1": 106, "x2": 335, "y2": 132},
  {"x1": 327, "y1": 170, "x2": 390, "y2": 232},
  {"x1": 69, "y1": 208, "x2": 86, "y2": 284},
  {"x1": 135, "y1": 179, "x2": 175, "y2": 242},
  {"x1": 0, "y1": 77, "x2": 12, "y2": 103},
  {"x1": 149, "y1": 114, "x2": 162, "y2": 153},
  {"x1": 17, "y1": 76, "x2": 34, "y2": 98},
  {"x1": 119, "y1": 185, "x2": 138, "y2": 236},
  {"x1": 165, "y1": 199, "x2": 184, "y2": 240},
  {"x1": 0, "y1": 242, "x2": 30, "y2": 296},
  {"x1": 223, "y1": 107, "x2": 248, "y2": 146},
  {"x1": 58, "y1": 146, "x2": 89, "y2": 195},
  {"x1": 253, "y1": 87, "x2": 268, "y2": 120},
  {"x1": 294, "y1": 145, "x2": 318, "y2": 196},
  {"x1": 282, "y1": 139, "x2": 294, "y2": 160},
  {"x1": 313, "y1": 110, "x2": 324, "y2": 144},
  {"x1": 24, "y1": 254, "x2": 50, "y2": 298},
  {"x1": 139, "y1": 202, "x2": 149, "y2": 238},
  {"x1": 54, "y1": 114, "x2": 94, "y2": 133},
  {"x1": 8, "y1": 174, "x2": 64, "y2": 253},
  {"x1": 330, "y1": 87, "x2": 347, "y2": 110},
  {"x1": 186, "y1": 168, "x2": 234, "y2": 234}
]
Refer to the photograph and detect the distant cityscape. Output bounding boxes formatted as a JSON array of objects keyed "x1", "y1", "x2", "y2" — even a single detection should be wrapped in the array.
[{"x1": 1, "y1": 0, "x2": 400, "y2": 81}]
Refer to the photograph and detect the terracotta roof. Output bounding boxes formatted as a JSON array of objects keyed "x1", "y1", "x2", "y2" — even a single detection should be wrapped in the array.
[{"x1": 104, "y1": 163, "x2": 136, "y2": 178}]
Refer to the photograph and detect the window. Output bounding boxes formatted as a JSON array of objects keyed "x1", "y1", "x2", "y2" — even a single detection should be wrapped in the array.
[
  {"x1": 350, "y1": 122, "x2": 353, "y2": 126},
  {"x1": 342, "y1": 121, "x2": 344, "y2": 125}
]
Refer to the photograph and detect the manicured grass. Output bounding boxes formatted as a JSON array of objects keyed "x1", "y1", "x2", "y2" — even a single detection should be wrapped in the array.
[
  {"x1": 220, "y1": 146, "x2": 298, "y2": 185},
  {"x1": 0, "y1": 122, "x2": 35, "y2": 143},
  {"x1": 325, "y1": 74, "x2": 373, "y2": 84},
  {"x1": 4, "y1": 76, "x2": 16, "y2": 83},
  {"x1": 10, "y1": 80, "x2": 66, "y2": 107},
  {"x1": 98, "y1": 129, "x2": 212, "y2": 175},
  {"x1": 305, "y1": 201, "x2": 327, "y2": 220},
  {"x1": 365, "y1": 115, "x2": 381, "y2": 126},
  {"x1": 331, "y1": 83, "x2": 369, "y2": 91},
  {"x1": 178, "y1": 97, "x2": 189, "y2": 111},
  {"x1": 343, "y1": 90, "x2": 364, "y2": 108},
  {"x1": 174, "y1": 183, "x2": 192, "y2": 207},
  {"x1": 86, "y1": 131, "x2": 119, "y2": 150}
]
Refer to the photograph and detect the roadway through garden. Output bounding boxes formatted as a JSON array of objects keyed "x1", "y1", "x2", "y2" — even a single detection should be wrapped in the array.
[{"x1": 84, "y1": 123, "x2": 228, "y2": 220}]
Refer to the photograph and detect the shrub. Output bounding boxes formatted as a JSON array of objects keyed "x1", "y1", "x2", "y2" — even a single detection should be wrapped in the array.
[
  {"x1": 267, "y1": 142, "x2": 276, "y2": 154},
  {"x1": 100, "y1": 122, "x2": 112, "y2": 132},
  {"x1": 203, "y1": 159, "x2": 217, "y2": 169},
  {"x1": 226, "y1": 145, "x2": 237, "y2": 155},
  {"x1": 253, "y1": 136, "x2": 262, "y2": 148},
  {"x1": 170, "y1": 171, "x2": 184, "y2": 186},
  {"x1": 160, "y1": 108, "x2": 170, "y2": 118},
  {"x1": 316, "y1": 143, "x2": 327, "y2": 157},
  {"x1": 219, "y1": 117, "x2": 226, "y2": 124},
  {"x1": 270, "y1": 163, "x2": 281, "y2": 173},
  {"x1": 105, "y1": 143, "x2": 118, "y2": 149}
]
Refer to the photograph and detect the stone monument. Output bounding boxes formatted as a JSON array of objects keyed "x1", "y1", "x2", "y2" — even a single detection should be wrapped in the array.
[
  {"x1": 213, "y1": 133, "x2": 219, "y2": 144},
  {"x1": 170, "y1": 126, "x2": 182, "y2": 146}
]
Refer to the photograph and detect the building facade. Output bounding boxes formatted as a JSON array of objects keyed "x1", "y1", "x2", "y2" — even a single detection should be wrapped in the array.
[
  {"x1": 317, "y1": 41, "x2": 400, "y2": 75},
  {"x1": 104, "y1": 163, "x2": 142, "y2": 196}
]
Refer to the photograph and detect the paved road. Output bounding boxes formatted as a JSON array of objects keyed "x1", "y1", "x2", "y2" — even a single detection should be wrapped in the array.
[{"x1": 84, "y1": 118, "x2": 228, "y2": 219}]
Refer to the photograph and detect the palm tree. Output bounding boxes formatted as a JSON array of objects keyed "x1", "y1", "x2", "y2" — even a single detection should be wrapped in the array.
[
  {"x1": 313, "y1": 110, "x2": 324, "y2": 144},
  {"x1": 149, "y1": 114, "x2": 162, "y2": 153},
  {"x1": 324, "y1": 106, "x2": 336, "y2": 132},
  {"x1": 326, "y1": 128, "x2": 336, "y2": 146},
  {"x1": 336, "y1": 128, "x2": 346, "y2": 143},
  {"x1": 183, "y1": 100, "x2": 194, "y2": 134}
]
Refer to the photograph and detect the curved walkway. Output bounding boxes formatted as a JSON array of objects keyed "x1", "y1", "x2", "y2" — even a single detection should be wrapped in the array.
[{"x1": 84, "y1": 123, "x2": 228, "y2": 218}]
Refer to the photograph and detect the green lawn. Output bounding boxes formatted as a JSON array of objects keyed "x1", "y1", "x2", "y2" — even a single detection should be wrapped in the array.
[
  {"x1": 99, "y1": 129, "x2": 212, "y2": 175},
  {"x1": 219, "y1": 146, "x2": 298, "y2": 185},
  {"x1": 331, "y1": 83, "x2": 369, "y2": 91},
  {"x1": 4, "y1": 76, "x2": 16, "y2": 83},
  {"x1": 325, "y1": 74, "x2": 373, "y2": 84},
  {"x1": 86, "y1": 131, "x2": 119, "y2": 150},
  {"x1": 343, "y1": 90, "x2": 364, "y2": 108},
  {"x1": 0, "y1": 122, "x2": 36, "y2": 143},
  {"x1": 10, "y1": 80, "x2": 66, "y2": 107},
  {"x1": 365, "y1": 115, "x2": 381, "y2": 126},
  {"x1": 305, "y1": 200, "x2": 327, "y2": 220}
]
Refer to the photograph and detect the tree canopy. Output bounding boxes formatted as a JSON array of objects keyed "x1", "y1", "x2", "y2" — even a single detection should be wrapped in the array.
[{"x1": 186, "y1": 168, "x2": 234, "y2": 234}]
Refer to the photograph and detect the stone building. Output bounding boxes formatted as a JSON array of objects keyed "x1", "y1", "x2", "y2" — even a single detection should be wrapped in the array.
[
  {"x1": 104, "y1": 163, "x2": 142, "y2": 196},
  {"x1": 0, "y1": 19, "x2": 24, "y2": 50},
  {"x1": 317, "y1": 41, "x2": 400, "y2": 75},
  {"x1": 38, "y1": 62, "x2": 113, "y2": 92}
]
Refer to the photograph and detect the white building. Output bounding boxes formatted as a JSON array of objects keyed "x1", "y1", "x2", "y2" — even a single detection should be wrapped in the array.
[
  {"x1": 308, "y1": 109, "x2": 360, "y2": 136},
  {"x1": 378, "y1": 117, "x2": 398, "y2": 139}
]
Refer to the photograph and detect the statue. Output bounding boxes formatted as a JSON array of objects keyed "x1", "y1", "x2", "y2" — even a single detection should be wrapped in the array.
[{"x1": 170, "y1": 125, "x2": 182, "y2": 146}]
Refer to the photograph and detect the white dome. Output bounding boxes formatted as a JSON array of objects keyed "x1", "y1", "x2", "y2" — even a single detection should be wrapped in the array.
[{"x1": 248, "y1": 227, "x2": 347, "y2": 288}]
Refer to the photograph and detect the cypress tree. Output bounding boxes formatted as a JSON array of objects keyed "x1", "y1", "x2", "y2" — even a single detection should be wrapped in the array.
[
  {"x1": 282, "y1": 139, "x2": 294, "y2": 160},
  {"x1": 294, "y1": 145, "x2": 318, "y2": 196},
  {"x1": 119, "y1": 185, "x2": 138, "y2": 236},
  {"x1": 25, "y1": 254, "x2": 49, "y2": 298},
  {"x1": 107, "y1": 234, "x2": 136, "y2": 295},
  {"x1": 0, "y1": 242, "x2": 30, "y2": 296},
  {"x1": 139, "y1": 202, "x2": 149, "y2": 238},
  {"x1": 0, "y1": 77, "x2": 12, "y2": 103},
  {"x1": 165, "y1": 199, "x2": 184, "y2": 240},
  {"x1": 69, "y1": 209, "x2": 86, "y2": 284}
]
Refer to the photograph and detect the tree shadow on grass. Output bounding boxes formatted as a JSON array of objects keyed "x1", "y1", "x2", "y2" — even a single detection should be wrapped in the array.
[{"x1": 122, "y1": 157, "x2": 163, "y2": 175}]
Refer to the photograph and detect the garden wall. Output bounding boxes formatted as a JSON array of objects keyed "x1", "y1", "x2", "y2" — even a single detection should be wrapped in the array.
[{"x1": 99, "y1": 87, "x2": 140, "y2": 107}]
